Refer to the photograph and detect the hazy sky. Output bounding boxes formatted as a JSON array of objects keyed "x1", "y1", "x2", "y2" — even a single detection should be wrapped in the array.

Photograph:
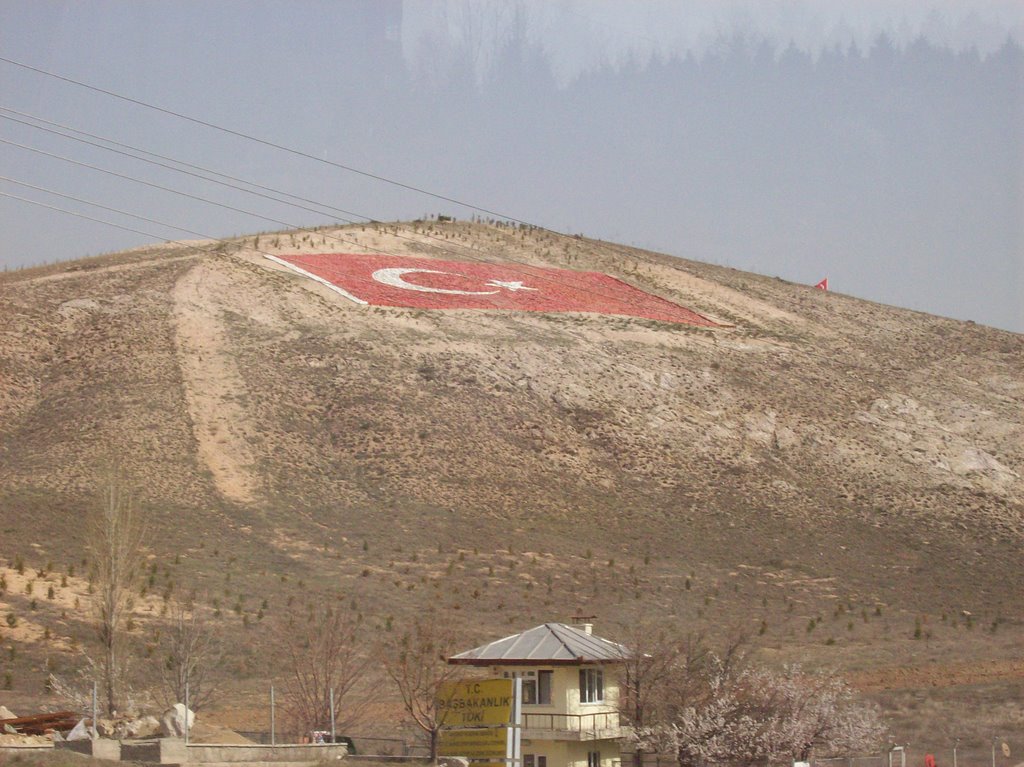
[{"x1": 1, "y1": 1, "x2": 1022, "y2": 331}]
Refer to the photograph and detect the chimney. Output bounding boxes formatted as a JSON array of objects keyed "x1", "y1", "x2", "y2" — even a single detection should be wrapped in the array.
[{"x1": 570, "y1": 615, "x2": 596, "y2": 634}]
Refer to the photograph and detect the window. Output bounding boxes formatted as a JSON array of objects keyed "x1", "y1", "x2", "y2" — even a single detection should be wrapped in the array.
[
  {"x1": 523, "y1": 678, "x2": 537, "y2": 704},
  {"x1": 514, "y1": 670, "x2": 551, "y2": 705},
  {"x1": 537, "y1": 670, "x2": 553, "y2": 704},
  {"x1": 515, "y1": 670, "x2": 544, "y2": 705},
  {"x1": 525, "y1": 756, "x2": 535, "y2": 767},
  {"x1": 537, "y1": 758, "x2": 547, "y2": 767},
  {"x1": 579, "y1": 668, "x2": 604, "y2": 703},
  {"x1": 588, "y1": 751, "x2": 601, "y2": 767}
]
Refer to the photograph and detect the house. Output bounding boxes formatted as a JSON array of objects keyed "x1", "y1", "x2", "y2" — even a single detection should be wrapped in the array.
[{"x1": 448, "y1": 622, "x2": 630, "y2": 767}]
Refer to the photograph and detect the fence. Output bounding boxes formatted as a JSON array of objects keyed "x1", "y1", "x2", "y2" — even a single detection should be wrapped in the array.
[
  {"x1": 617, "y1": 742, "x2": 1022, "y2": 767},
  {"x1": 813, "y1": 756, "x2": 886, "y2": 767},
  {"x1": 618, "y1": 752, "x2": 676, "y2": 767},
  {"x1": 870, "y1": 740, "x2": 1022, "y2": 767},
  {"x1": 522, "y1": 711, "x2": 622, "y2": 735}
]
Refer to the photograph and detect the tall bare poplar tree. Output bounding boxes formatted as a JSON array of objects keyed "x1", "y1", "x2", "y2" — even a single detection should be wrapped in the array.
[{"x1": 88, "y1": 472, "x2": 147, "y2": 715}]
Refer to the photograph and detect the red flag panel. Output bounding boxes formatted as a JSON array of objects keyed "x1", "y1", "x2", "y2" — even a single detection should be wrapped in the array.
[{"x1": 268, "y1": 253, "x2": 718, "y2": 327}]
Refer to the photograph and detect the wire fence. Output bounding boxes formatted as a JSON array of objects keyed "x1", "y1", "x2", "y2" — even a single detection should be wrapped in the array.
[
  {"x1": 616, "y1": 741, "x2": 1022, "y2": 767},
  {"x1": 813, "y1": 757, "x2": 886, "y2": 767},
  {"x1": 878, "y1": 741, "x2": 1022, "y2": 767}
]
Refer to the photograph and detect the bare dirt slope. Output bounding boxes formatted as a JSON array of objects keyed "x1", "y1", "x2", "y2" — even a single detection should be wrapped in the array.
[{"x1": 0, "y1": 221, "x2": 1021, "y2": 742}]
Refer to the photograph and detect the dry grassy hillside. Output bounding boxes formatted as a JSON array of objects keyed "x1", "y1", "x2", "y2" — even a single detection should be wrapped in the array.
[{"x1": 0, "y1": 221, "x2": 1021, "y2": 748}]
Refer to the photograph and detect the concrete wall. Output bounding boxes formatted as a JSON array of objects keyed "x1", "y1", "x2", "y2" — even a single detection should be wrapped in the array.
[
  {"x1": 58, "y1": 738, "x2": 122, "y2": 760},
  {"x1": 56, "y1": 739, "x2": 348, "y2": 764},
  {"x1": 187, "y1": 742, "x2": 349, "y2": 763}
]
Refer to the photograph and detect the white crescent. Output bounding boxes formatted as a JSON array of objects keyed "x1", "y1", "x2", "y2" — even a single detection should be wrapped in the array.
[{"x1": 371, "y1": 267, "x2": 500, "y2": 296}]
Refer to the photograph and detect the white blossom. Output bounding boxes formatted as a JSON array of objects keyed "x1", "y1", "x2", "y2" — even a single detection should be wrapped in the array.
[{"x1": 632, "y1": 657, "x2": 885, "y2": 767}]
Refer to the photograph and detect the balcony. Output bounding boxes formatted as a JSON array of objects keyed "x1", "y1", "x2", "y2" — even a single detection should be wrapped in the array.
[{"x1": 521, "y1": 712, "x2": 628, "y2": 741}]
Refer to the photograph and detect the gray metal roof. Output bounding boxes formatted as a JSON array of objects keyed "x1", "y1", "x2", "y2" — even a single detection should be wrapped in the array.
[{"x1": 448, "y1": 623, "x2": 629, "y2": 666}]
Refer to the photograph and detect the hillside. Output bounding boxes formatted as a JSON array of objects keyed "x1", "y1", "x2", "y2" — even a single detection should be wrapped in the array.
[{"x1": 0, "y1": 220, "x2": 1021, "y2": 749}]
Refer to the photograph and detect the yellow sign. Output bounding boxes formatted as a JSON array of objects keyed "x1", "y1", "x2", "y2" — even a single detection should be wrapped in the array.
[
  {"x1": 438, "y1": 727, "x2": 509, "y2": 759},
  {"x1": 439, "y1": 679, "x2": 514, "y2": 726}
]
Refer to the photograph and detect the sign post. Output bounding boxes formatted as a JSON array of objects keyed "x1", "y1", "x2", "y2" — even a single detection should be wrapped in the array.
[{"x1": 510, "y1": 678, "x2": 521, "y2": 767}]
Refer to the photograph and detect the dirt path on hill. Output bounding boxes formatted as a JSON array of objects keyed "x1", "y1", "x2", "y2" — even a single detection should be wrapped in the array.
[{"x1": 172, "y1": 260, "x2": 259, "y2": 504}]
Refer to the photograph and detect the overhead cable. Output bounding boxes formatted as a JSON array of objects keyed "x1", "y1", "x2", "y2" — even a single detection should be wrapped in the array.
[
  {"x1": 0, "y1": 54, "x2": 525, "y2": 222},
  {"x1": 0, "y1": 107, "x2": 361, "y2": 222},
  {"x1": 0, "y1": 127, "x2": 675, "y2": 314},
  {"x1": 0, "y1": 57, "x2": 672, "y2": 305}
]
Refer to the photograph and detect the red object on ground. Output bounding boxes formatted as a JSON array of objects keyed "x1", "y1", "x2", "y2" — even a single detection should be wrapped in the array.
[
  {"x1": 268, "y1": 253, "x2": 718, "y2": 326},
  {"x1": 815, "y1": 277, "x2": 829, "y2": 290}
]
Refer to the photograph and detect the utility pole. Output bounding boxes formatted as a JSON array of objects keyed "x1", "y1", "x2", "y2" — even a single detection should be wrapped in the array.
[
  {"x1": 330, "y1": 688, "x2": 336, "y2": 743},
  {"x1": 270, "y1": 685, "x2": 276, "y2": 746}
]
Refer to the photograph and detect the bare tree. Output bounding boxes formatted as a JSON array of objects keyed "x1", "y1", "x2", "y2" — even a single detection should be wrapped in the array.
[
  {"x1": 160, "y1": 601, "x2": 224, "y2": 711},
  {"x1": 279, "y1": 606, "x2": 369, "y2": 738},
  {"x1": 618, "y1": 621, "x2": 748, "y2": 767},
  {"x1": 381, "y1": 614, "x2": 466, "y2": 763},
  {"x1": 88, "y1": 471, "x2": 147, "y2": 715},
  {"x1": 616, "y1": 619, "x2": 682, "y2": 767}
]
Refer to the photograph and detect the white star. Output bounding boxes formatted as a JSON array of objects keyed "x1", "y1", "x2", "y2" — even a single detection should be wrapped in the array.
[{"x1": 485, "y1": 280, "x2": 538, "y2": 292}]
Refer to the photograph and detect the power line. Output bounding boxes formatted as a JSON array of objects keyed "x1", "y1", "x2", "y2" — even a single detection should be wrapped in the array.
[
  {"x1": 0, "y1": 53, "x2": 650, "y2": 268},
  {"x1": 0, "y1": 124, "x2": 694, "y2": 317},
  {"x1": 0, "y1": 179, "x2": 451, "y2": 303},
  {"x1": 0, "y1": 175, "x2": 218, "y2": 241},
  {"x1": 0, "y1": 136, "x2": 341, "y2": 235},
  {"x1": 0, "y1": 173, "x2": 495, "y2": 303},
  {"x1": 0, "y1": 53, "x2": 696, "y2": 302},
  {"x1": 0, "y1": 189, "x2": 205, "y2": 244},
  {"x1": 0, "y1": 107, "x2": 362, "y2": 223},
  {"x1": 3, "y1": 167, "x2": 696, "y2": 329},
  {"x1": 0, "y1": 54, "x2": 524, "y2": 223},
  {"x1": 0, "y1": 135, "x2": 545, "y2": 298}
]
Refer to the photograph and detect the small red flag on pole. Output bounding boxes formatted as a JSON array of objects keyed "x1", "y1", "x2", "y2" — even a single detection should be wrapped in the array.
[{"x1": 815, "y1": 278, "x2": 828, "y2": 291}]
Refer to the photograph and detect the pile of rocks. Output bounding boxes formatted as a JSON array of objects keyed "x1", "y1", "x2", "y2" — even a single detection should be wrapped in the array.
[{"x1": 0, "y1": 703, "x2": 193, "y2": 743}]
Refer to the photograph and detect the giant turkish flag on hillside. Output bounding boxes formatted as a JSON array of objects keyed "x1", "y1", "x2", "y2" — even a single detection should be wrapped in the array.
[{"x1": 268, "y1": 253, "x2": 718, "y2": 327}]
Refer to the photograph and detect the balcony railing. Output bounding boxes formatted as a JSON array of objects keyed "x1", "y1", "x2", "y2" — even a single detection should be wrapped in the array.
[{"x1": 522, "y1": 711, "x2": 622, "y2": 736}]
